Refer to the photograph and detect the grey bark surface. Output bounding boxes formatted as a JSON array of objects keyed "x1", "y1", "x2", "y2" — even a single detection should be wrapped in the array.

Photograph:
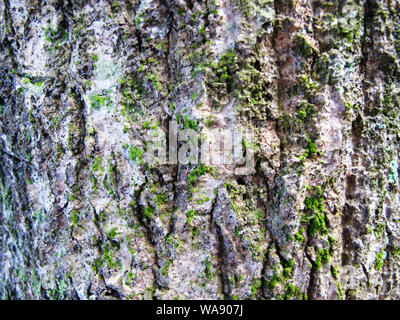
[{"x1": 0, "y1": 0, "x2": 400, "y2": 300}]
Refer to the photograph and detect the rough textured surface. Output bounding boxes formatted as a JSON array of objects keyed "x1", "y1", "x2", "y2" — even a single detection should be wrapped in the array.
[{"x1": 1, "y1": 0, "x2": 400, "y2": 300}]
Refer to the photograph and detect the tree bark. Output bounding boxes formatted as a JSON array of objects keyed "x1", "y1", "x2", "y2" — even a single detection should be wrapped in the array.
[{"x1": 0, "y1": 0, "x2": 400, "y2": 300}]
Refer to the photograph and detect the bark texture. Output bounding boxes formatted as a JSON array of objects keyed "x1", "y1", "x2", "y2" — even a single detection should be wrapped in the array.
[{"x1": 1, "y1": 0, "x2": 400, "y2": 300}]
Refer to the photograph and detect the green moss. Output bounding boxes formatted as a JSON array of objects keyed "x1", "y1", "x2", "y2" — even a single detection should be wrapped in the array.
[
  {"x1": 234, "y1": 62, "x2": 272, "y2": 119},
  {"x1": 89, "y1": 172, "x2": 98, "y2": 191},
  {"x1": 303, "y1": 136, "x2": 320, "y2": 159},
  {"x1": 265, "y1": 272, "x2": 282, "y2": 292},
  {"x1": 102, "y1": 243, "x2": 119, "y2": 268},
  {"x1": 336, "y1": 21, "x2": 361, "y2": 44},
  {"x1": 331, "y1": 265, "x2": 339, "y2": 279},
  {"x1": 155, "y1": 193, "x2": 167, "y2": 206},
  {"x1": 67, "y1": 120, "x2": 85, "y2": 154},
  {"x1": 195, "y1": 196, "x2": 210, "y2": 204},
  {"x1": 102, "y1": 175, "x2": 115, "y2": 198},
  {"x1": 22, "y1": 77, "x2": 31, "y2": 84},
  {"x1": 308, "y1": 212, "x2": 328, "y2": 235},
  {"x1": 282, "y1": 258, "x2": 295, "y2": 278},
  {"x1": 188, "y1": 164, "x2": 213, "y2": 186},
  {"x1": 204, "y1": 257, "x2": 213, "y2": 280},
  {"x1": 71, "y1": 210, "x2": 79, "y2": 224},
  {"x1": 142, "y1": 121, "x2": 151, "y2": 129},
  {"x1": 294, "y1": 34, "x2": 318, "y2": 58},
  {"x1": 206, "y1": 49, "x2": 236, "y2": 97},
  {"x1": 391, "y1": 247, "x2": 400, "y2": 256},
  {"x1": 125, "y1": 272, "x2": 136, "y2": 285},
  {"x1": 44, "y1": 25, "x2": 68, "y2": 44},
  {"x1": 180, "y1": 115, "x2": 198, "y2": 130},
  {"x1": 46, "y1": 278, "x2": 68, "y2": 300},
  {"x1": 89, "y1": 92, "x2": 113, "y2": 110},
  {"x1": 314, "y1": 248, "x2": 330, "y2": 270},
  {"x1": 146, "y1": 71, "x2": 164, "y2": 93},
  {"x1": 283, "y1": 283, "x2": 305, "y2": 300},
  {"x1": 374, "y1": 223, "x2": 386, "y2": 239},
  {"x1": 128, "y1": 145, "x2": 144, "y2": 164},
  {"x1": 336, "y1": 281, "x2": 343, "y2": 300},
  {"x1": 294, "y1": 227, "x2": 305, "y2": 242},
  {"x1": 143, "y1": 207, "x2": 155, "y2": 219},
  {"x1": 199, "y1": 26, "x2": 205, "y2": 35},
  {"x1": 107, "y1": 228, "x2": 119, "y2": 240},
  {"x1": 190, "y1": 226, "x2": 198, "y2": 240},
  {"x1": 92, "y1": 155, "x2": 103, "y2": 172},
  {"x1": 186, "y1": 209, "x2": 195, "y2": 224},
  {"x1": 250, "y1": 278, "x2": 262, "y2": 297},
  {"x1": 296, "y1": 101, "x2": 316, "y2": 123},
  {"x1": 303, "y1": 186, "x2": 328, "y2": 236},
  {"x1": 231, "y1": 0, "x2": 263, "y2": 17},
  {"x1": 161, "y1": 259, "x2": 172, "y2": 276},
  {"x1": 374, "y1": 249, "x2": 385, "y2": 271},
  {"x1": 204, "y1": 116, "x2": 216, "y2": 127}
]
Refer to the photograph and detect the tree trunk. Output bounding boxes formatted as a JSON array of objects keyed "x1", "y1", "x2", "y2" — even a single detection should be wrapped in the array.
[{"x1": 0, "y1": 0, "x2": 399, "y2": 300}]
